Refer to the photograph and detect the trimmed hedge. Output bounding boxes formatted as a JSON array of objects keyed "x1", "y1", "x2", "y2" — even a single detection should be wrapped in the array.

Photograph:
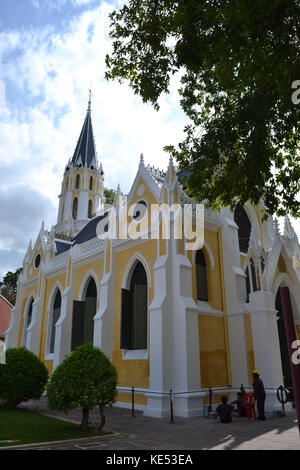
[{"x1": 0, "y1": 347, "x2": 49, "y2": 408}]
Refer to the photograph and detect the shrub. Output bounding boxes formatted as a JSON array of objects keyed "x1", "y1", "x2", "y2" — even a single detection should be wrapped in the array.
[
  {"x1": 0, "y1": 347, "x2": 49, "y2": 409},
  {"x1": 47, "y1": 343, "x2": 118, "y2": 432}
]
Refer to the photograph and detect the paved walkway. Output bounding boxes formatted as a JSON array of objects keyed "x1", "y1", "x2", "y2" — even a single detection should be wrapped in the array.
[{"x1": 14, "y1": 398, "x2": 300, "y2": 450}]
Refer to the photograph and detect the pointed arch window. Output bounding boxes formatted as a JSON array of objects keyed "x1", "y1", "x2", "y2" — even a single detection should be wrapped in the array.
[
  {"x1": 88, "y1": 199, "x2": 93, "y2": 219},
  {"x1": 75, "y1": 174, "x2": 80, "y2": 189},
  {"x1": 250, "y1": 257, "x2": 257, "y2": 292},
  {"x1": 49, "y1": 290, "x2": 61, "y2": 354},
  {"x1": 23, "y1": 298, "x2": 34, "y2": 347},
  {"x1": 121, "y1": 261, "x2": 147, "y2": 350},
  {"x1": 196, "y1": 249, "x2": 208, "y2": 301},
  {"x1": 89, "y1": 176, "x2": 93, "y2": 191},
  {"x1": 72, "y1": 197, "x2": 78, "y2": 219},
  {"x1": 71, "y1": 277, "x2": 97, "y2": 350},
  {"x1": 234, "y1": 203, "x2": 251, "y2": 253}
]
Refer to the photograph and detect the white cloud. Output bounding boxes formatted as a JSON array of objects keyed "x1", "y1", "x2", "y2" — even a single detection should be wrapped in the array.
[
  {"x1": 0, "y1": 1, "x2": 188, "y2": 275},
  {"x1": 71, "y1": 0, "x2": 98, "y2": 5}
]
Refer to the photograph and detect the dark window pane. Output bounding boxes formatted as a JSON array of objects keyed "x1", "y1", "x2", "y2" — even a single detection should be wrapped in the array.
[
  {"x1": 72, "y1": 197, "x2": 78, "y2": 219},
  {"x1": 133, "y1": 284, "x2": 147, "y2": 350},
  {"x1": 50, "y1": 292, "x2": 61, "y2": 354},
  {"x1": 71, "y1": 300, "x2": 85, "y2": 350},
  {"x1": 196, "y1": 250, "x2": 208, "y2": 301},
  {"x1": 234, "y1": 203, "x2": 251, "y2": 253},
  {"x1": 120, "y1": 288, "x2": 133, "y2": 349}
]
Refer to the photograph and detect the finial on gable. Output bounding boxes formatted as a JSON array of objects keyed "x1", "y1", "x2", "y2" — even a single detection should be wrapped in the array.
[
  {"x1": 139, "y1": 153, "x2": 145, "y2": 169},
  {"x1": 168, "y1": 155, "x2": 174, "y2": 170}
]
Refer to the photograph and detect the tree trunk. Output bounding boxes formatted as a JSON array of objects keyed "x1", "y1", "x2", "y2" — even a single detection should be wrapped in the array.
[
  {"x1": 98, "y1": 404, "x2": 106, "y2": 431},
  {"x1": 81, "y1": 406, "x2": 89, "y2": 432}
]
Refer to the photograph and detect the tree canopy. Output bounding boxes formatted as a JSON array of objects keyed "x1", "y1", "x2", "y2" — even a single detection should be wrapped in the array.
[
  {"x1": 47, "y1": 343, "x2": 117, "y2": 431},
  {"x1": 104, "y1": 187, "x2": 116, "y2": 206},
  {"x1": 105, "y1": 0, "x2": 300, "y2": 218},
  {"x1": 0, "y1": 268, "x2": 22, "y2": 305}
]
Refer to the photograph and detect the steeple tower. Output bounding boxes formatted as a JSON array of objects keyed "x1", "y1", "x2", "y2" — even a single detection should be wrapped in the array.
[{"x1": 55, "y1": 93, "x2": 104, "y2": 238}]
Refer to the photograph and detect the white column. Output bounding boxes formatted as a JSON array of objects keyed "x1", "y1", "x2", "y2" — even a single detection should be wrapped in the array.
[
  {"x1": 26, "y1": 298, "x2": 42, "y2": 355},
  {"x1": 220, "y1": 210, "x2": 249, "y2": 388},
  {"x1": 5, "y1": 306, "x2": 20, "y2": 349},
  {"x1": 93, "y1": 246, "x2": 115, "y2": 360},
  {"x1": 171, "y1": 249, "x2": 203, "y2": 417},
  {"x1": 146, "y1": 249, "x2": 175, "y2": 417},
  {"x1": 249, "y1": 290, "x2": 284, "y2": 410},
  {"x1": 78, "y1": 191, "x2": 88, "y2": 220}
]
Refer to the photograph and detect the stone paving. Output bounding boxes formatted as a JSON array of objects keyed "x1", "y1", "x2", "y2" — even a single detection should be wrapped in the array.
[{"x1": 7, "y1": 398, "x2": 300, "y2": 450}]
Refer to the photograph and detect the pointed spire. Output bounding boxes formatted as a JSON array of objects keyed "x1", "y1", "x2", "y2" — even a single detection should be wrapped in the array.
[
  {"x1": 88, "y1": 88, "x2": 92, "y2": 113},
  {"x1": 274, "y1": 218, "x2": 280, "y2": 235},
  {"x1": 71, "y1": 92, "x2": 97, "y2": 169}
]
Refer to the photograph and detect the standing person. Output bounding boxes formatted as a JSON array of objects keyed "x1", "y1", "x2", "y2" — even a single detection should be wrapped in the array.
[
  {"x1": 253, "y1": 370, "x2": 266, "y2": 420},
  {"x1": 216, "y1": 396, "x2": 234, "y2": 423}
]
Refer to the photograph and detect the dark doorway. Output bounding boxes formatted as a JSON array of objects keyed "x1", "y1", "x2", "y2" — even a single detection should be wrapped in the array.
[
  {"x1": 71, "y1": 277, "x2": 97, "y2": 350},
  {"x1": 276, "y1": 289, "x2": 294, "y2": 400}
]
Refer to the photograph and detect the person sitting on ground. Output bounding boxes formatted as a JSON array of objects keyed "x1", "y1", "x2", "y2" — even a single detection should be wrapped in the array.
[
  {"x1": 231, "y1": 392, "x2": 247, "y2": 417},
  {"x1": 216, "y1": 396, "x2": 234, "y2": 423}
]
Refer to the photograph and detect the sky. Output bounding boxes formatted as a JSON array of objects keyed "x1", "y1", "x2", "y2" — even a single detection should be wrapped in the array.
[{"x1": 0, "y1": 0, "x2": 299, "y2": 280}]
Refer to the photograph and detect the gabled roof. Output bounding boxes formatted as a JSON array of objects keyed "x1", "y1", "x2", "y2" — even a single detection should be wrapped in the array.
[
  {"x1": 70, "y1": 98, "x2": 97, "y2": 169},
  {"x1": 73, "y1": 211, "x2": 109, "y2": 245}
]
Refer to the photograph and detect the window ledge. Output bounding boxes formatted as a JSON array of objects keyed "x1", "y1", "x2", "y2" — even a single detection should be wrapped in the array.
[
  {"x1": 44, "y1": 353, "x2": 54, "y2": 361},
  {"x1": 122, "y1": 349, "x2": 148, "y2": 360}
]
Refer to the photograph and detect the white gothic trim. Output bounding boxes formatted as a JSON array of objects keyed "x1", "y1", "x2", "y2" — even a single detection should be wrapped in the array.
[{"x1": 121, "y1": 252, "x2": 152, "y2": 290}]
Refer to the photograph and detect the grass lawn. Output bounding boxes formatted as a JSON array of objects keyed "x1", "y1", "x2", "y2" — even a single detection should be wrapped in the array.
[{"x1": 0, "y1": 405, "x2": 109, "y2": 447}]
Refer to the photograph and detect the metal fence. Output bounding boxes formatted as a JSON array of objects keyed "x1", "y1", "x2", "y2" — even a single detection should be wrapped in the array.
[{"x1": 116, "y1": 384, "x2": 293, "y2": 423}]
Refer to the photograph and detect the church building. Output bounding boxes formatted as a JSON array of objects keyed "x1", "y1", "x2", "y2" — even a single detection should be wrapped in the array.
[{"x1": 5, "y1": 98, "x2": 300, "y2": 417}]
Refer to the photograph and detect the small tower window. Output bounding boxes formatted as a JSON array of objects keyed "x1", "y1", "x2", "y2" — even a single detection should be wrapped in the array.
[
  {"x1": 89, "y1": 176, "x2": 93, "y2": 191},
  {"x1": 88, "y1": 199, "x2": 93, "y2": 219},
  {"x1": 75, "y1": 174, "x2": 80, "y2": 189},
  {"x1": 196, "y1": 249, "x2": 208, "y2": 301},
  {"x1": 72, "y1": 197, "x2": 78, "y2": 219}
]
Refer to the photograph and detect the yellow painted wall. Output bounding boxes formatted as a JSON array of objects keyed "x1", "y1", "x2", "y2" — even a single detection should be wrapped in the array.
[
  {"x1": 198, "y1": 315, "x2": 228, "y2": 388},
  {"x1": 117, "y1": 392, "x2": 148, "y2": 406}
]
